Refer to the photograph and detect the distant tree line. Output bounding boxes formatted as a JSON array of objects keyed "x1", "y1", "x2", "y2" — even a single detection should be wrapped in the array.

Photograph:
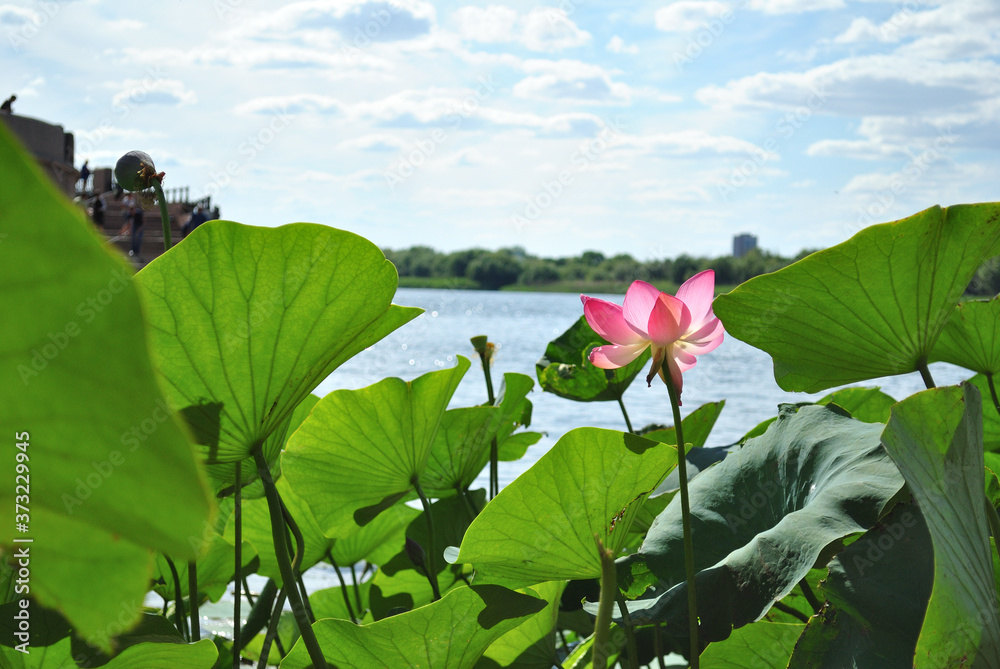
[
  {"x1": 382, "y1": 245, "x2": 815, "y2": 292},
  {"x1": 384, "y1": 245, "x2": 1000, "y2": 296}
]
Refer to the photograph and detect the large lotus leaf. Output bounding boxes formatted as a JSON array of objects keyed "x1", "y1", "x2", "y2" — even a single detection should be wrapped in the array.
[
  {"x1": 614, "y1": 404, "x2": 905, "y2": 642},
  {"x1": 447, "y1": 428, "x2": 677, "y2": 588},
  {"x1": 714, "y1": 204, "x2": 1000, "y2": 393},
  {"x1": 477, "y1": 580, "x2": 565, "y2": 668},
  {"x1": 818, "y1": 387, "x2": 896, "y2": 424},
  {"x1": 881, "y1": 383, "x2": 1000, "y2": 668},
  {"x1": 310, "y1": 580, "x2": 373, "y2": 623},
  {"x1": 136, "y1": 219, "x2": 421, "y2": 465},
  {"x1": 368, "y1": 492, "x2": 483, "y2": 620},
  {"x1": 328, "y1": 502, "x2": 420, "y2": 567},
  {"x1": 931, "y1": 297, "x2": 1000, "y2": 376},
  {"x1": 0, "y1": 637, "x2": 217, "y2": 669},
  {"x1": 700, "y1": 621, "x2": 804, "y2": 668},
  {"x1": 207, "y1": 394, "x2": 319, "y2": 498},
  {"x1": 227, "y1": 476, "x2": 329, "y2": 586},
  {"x1": 0, "y1": 122, "x2": 215, "y2": 650},
  {"x1": 279, "y1": 585, "x2": 546, "y2": 669},
  {"x1": 282, "y1": 357, "x2": 470, "y2": 537},
  {"x1": 788, "y1": 503, "x2": 932, "y2": 668},
  {"x1": 422, "y1": 405, "x2": 503, "y2": 498},
  {"x1": 536, "y1": 315, "x2": 651, "y2": 403}
]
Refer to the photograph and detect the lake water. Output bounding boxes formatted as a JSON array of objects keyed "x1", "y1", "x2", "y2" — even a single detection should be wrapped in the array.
[
  {"x1": 202, "y1": 286, "x2": 972, "y2": 643},
  {"x1": 313, "y1": 286, "x2": 971, "y2": 488}
]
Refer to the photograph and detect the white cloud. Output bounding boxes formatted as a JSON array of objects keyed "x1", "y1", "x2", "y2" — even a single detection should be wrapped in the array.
[
  {"x1": 452, "y1": 5, "x2": 590, "y2": 51},
  {"x1": 617, "y1": 130, "x2": 770, "y2": 157},
  {"x1": 111, "y1": 78, "x2": 197, "y2": 107},
  {"x1": 696, "y1": 55, "x2": 1000, "y2": 116},
  {"x1": 655, "y1": 1, "x2": 730, "y2": 32},
  {"x1": 335, "y1": 134, "x2": 406, "y2": 151},
  {"x1": 747, "y1": 0, "x2": 844, "y2": 14},
  {"x1": 833, "y1": 17, "x2": 891, "y2": 44},
  {"x1": 514, "y1": 59, "x2": 631, "y2": 104},
  {"x1": 606, "y1": 35, "x2": 639, "y2": 54}
]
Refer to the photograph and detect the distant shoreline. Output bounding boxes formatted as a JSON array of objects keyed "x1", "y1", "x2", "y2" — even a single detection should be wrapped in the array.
[{"x1": 396, "y1": 276, "x2": 740, "y2": 295}]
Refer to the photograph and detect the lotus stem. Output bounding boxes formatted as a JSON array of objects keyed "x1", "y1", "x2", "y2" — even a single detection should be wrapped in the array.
[
  {"x1": 233, "y1": 462, "x2": 242, "y2": 669},
  {"x1": 987, "y1": 373, "x2": 1000, "y2": 419},
  {"x1": 917, "y1": 360, "x2": 936, "y2": 390},
  {"x1": 617, "y1": 396, "x2": 635, "y2": 434},
  {"x1": 188, "y1": 561, "x2": 199, "y2": 641},
  {"x1": 150, "y1": 178, "x2": 172, "y2": 251},
  {"x1": 163, "y1": 555, "x2": 188, "y2": 641},
  {"x1": 985, "y1": 497, "x2": 1000, "y2": 551},
  {"x1": 279, "y1": 496, "x2": 315, "y2": 623},
  {"x1": 615, "y1": 591, "x2": 639, "y2": 669},
  {"x1": 411, "y1": 476, "x2": 442, "y2": 600},
  {"x1": 592, "y1": 535, "x2": 616, "y2": 669},
  {"x1": 254, "y1": 448, "x2": 327, "y2": 668},
  {"x1": 471, "y1": 335, "x2": 499, "y2": 498},
  {"x1": 664, "y1": 374, "x2": 700, "y2": 668},
  {"x1": 239, "y1": 578, "x2": 277, "y2": 651},
  {"x1": 256, "y1": 586, "x2": 288, "y2": 669},
  {"x1": 799, "y1": 578, "x2": 821, "y2": 614},
  {"x1": 326, "y1": 549, "x2": 357, "y2": 623},
  {"x1": 773, "y1": 600, "x2": 809, "y2": 623},
  {"x1": 243, "y1": 577, "x2": 255, "y2": 608}
]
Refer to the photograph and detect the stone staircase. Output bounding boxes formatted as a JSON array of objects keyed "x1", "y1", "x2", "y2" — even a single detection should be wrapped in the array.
[{"x1": 85, "y1": 192, "x2": 197, "y2": 267}]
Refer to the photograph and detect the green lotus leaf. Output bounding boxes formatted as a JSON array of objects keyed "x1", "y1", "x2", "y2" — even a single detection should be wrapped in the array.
[
  {"x1": 966, "y1": 374, "x2": 1000, "y2": 451},
  {"x1": 328, "y1": 502, "x2": 421, "y2": 568},
  {"x1": 536, "y1": 315, "x2": 651, "y2": 404},
  {"x1": 309, "y1": 580, "x2": 372, "y2": 623},
  {"x1": 282, "y1": 357, "x2": 470, "y2": 537},
  {"x1": 614, "y1": 404, "x2": 905, "y2": 642},
  {"x1": 700, "y1": 621, "x2": 804, "y2": 668},
  {"x1": 136, "y1": 219, "x2": 421, "y2": 465},
  {"x1": 714, "y1": 204, "x2": 1000, "y2": 393},
  {"x1": 817, "y1": 387, "x2": 896, "y2": 424},
  {"x1": 368, "y1": 492, "x2": 483, "y2": 620},
  {"x1": 641, "y1": 401, "x2": 726, "y2": 450},
  {"x1": 930, "y1": 296, "x2": 1000, "y2": 376},
  {"x1": 881, "y1": 383, "x2": 1000, "y2": 667},
  {"x1": 448, "y1": 428, "x2": 677, "y2": 588},
  {"x1": 206, "y1": 394, "x2": 319, "y2": 498},
  {"x1": 0, "y1": 122, "x2": 214, "y2": 650},
  {"x1": 788, "y1": 503, "x2": 932, "y2": 668},
  {"x1": 477, "y1": 580, "x2": 565, "y2": 669},
  {"x1": 279, "y1": 585, "x2": 546, "y2": 669}
]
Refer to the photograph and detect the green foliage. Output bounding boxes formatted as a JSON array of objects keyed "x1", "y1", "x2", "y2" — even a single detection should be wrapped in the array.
[
  {"x1": 448, "y1": 428, "x2": 678, "y2": 588},
  {"x1": 881, "y1": 383, "x2": 1000, "y2": 666},
  {"x1": 0, "y1": 120, "x2": 215, "y2": 651},
  {"x1": 715, "y1": 204, "x2": 1000, "y2": 393},
  {"x1": 536, "y1": 315, "x2": 650, "y2": 403},
  {"x1": 280, "y1": 585, "x2": 546, "y2": 669},
  {"x1": 615, "y1": 404, "x2": 905, "y2": 642}
]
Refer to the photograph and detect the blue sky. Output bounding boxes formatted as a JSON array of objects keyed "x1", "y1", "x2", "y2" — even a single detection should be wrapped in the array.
[{"x1": 3, "y1": 0, "x2": 998, "y2": 259}]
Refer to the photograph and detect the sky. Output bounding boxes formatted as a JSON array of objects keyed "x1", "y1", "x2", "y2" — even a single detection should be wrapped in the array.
[{"x1": 2, "y1": 0, "x2": 999, "y2": 260}]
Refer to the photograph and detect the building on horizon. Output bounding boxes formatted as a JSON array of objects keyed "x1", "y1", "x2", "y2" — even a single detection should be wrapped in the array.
[{"x1": 733, "y1": 233, "x2": 758, "y2": 258}]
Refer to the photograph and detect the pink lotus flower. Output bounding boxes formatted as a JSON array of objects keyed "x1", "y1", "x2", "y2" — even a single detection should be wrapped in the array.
[{"x1": 581, "y1": 270, "x2": 725, "y2": 401}]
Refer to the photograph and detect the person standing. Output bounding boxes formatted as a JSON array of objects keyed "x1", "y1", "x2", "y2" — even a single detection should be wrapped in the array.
[
  {"x1": 129, "y1": 205, "x2": 144, "y2": 260},
  {"x1": 79, "y1": 160, "x2": 90, "y2": 194},
  {"x1": 91, "y1": 193, "x2": 106, "y2": 228}
]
